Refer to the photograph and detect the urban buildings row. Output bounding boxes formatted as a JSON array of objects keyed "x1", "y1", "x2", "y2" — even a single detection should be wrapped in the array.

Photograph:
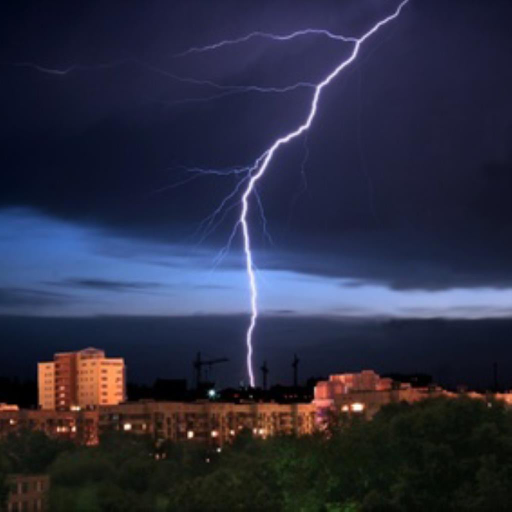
[
  {"x1": 3, "y1": 350, "x2": 454, "y2": 446},
  {"x1": 3, "y1": 348, "x2": 504, "y2": 448}
]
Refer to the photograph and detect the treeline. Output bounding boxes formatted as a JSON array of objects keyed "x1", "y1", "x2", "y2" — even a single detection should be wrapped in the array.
[{"x1": 2, "y1": 397, "x2": 512, "y2": 511}]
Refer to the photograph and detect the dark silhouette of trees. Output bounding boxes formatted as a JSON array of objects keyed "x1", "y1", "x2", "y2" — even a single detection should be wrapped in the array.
[{"x1": 2, "y1": 397, "x2": 512, "y2": 510}]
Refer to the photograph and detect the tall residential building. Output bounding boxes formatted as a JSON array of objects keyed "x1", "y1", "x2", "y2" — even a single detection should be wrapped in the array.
[{"x1": 37, "y1": 348, "x2": 125, "y2": 410}]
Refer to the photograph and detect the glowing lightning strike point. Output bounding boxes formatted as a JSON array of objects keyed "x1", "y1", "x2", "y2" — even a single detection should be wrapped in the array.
[{"x1": 187, "y1": 0, "x2": 410, "y2": 387}]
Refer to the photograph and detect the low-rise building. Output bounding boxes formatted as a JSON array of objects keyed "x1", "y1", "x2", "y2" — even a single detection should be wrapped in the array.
[
  {"x1": 0, "y1": 400, "x2": 316, "y2": 446},
  {"x1": 0, "y1": 409, "x2": 99, "y2": 445},
  {"x1": 314, "y1": 370, "x2": 448, "y2": 422},
  {"x1": 99, "y1": 400, "x2": 316, "y2": 445},
  {"x1": 6, "y1": 474, "x2": 49, "y2": 512}
]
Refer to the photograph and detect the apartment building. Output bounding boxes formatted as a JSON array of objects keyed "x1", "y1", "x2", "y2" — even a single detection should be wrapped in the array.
[
  {"x1": 314, "y1": 370, "x2": 448, "y2": 421},
  {"x1": 37, "y1": 348, "x2": 125, "y2": 410},
  {"x1": 0, "y1": 409, "x2": 99, "y2": 445},
  {"x1": 77, "y1": 348, "x2": 125, "y2": 408},
  {"x1": 99, "y1": 400, "x2": 317, "y2": 445}
]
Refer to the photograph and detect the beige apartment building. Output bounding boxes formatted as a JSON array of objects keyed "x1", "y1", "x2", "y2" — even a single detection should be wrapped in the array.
[{"x1": 38, "y1": 348, "x2": 125, "y2": 411}]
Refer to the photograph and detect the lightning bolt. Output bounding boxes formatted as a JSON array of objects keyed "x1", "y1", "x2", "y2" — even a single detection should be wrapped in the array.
[
  {"x1": 174, "y1": 28, "x2": 358, "y2": 58},
  {"x1": 177, "y1": 0, "x2": 410, "y2": 387},
  {"x1": 15, "y1": 1, "x2": 410, "y2": 387}
]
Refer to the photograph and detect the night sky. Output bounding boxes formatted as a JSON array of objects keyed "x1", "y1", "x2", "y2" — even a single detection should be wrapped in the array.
[{"x1": 1, "y1": 0, "x2": 511, "y2": 389}]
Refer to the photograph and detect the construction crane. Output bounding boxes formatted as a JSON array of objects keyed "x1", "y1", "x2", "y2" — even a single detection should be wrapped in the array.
[
  {"x1": 292, "y1": 354, "x2": 300, "y2": 388},
  {"x1": 260, "y1": 360, "x2": 269, "y2": 391},
  {"x1": 193, "y1": 352, "x2": 229, "y2": 389}
]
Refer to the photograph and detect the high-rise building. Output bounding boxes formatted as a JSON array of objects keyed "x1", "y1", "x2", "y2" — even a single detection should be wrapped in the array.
[{"x1": 37, "y1": 348, "x2": 125, "y2": 411}]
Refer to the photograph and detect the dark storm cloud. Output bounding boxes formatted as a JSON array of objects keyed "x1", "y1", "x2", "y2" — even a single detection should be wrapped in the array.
[
  {"x1": 265, "y1": 309, "x2": 296, "y2": 316},
  {"x1": 0, "y1": 287, "x2": 75, "y2": 308},
  {"x1": 400, "y1": 306, "x2": 512, "y2": 318},
  {"x1": 47, "y1": 278, "x2": 162, "y2": 293},
  {"x1": 1, "y1": 0, "x2": 512, "y2": 291}
]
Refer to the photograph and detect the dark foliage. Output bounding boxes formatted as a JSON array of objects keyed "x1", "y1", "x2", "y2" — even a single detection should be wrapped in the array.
[{"x1": 1, "y1": 398, "x2": 512, "y2": 511}]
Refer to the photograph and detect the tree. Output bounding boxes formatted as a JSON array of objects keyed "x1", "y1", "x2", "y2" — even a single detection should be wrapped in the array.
[
  {"x1": 0, "y1": 450, "x2": 11, "y2": 512},
  {"x1": 1, "y1": 430, "x2": 74, "y2": 474}
]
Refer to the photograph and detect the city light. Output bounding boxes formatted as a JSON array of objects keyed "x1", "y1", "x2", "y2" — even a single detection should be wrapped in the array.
[
  {"x1": 123, "y1": 423, "x2": 132, "y2": 431},
  {"x1": 187, "y1": 430, "x2": 195, "y2": 439}
]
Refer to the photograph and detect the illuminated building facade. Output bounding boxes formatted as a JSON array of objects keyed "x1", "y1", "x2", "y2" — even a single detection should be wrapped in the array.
[
  {"x1": 0, "y1": 401, "x2": 315, "y2": 446},
  {"x1": 314, "y1": 370, "x2": 448, "y2": 421},
  {"x1": 37, "y1": 362, "x2": 56, "y2": 411},
  {"x1": 99, "y1": 400, "x2": 316, "y2": 445},
  {"x1": 37, "y1": 348, "x2": 125, "y2": 411},
  {"x1": 0, "y1": 409, "x2": 99, "y2": 445}
]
